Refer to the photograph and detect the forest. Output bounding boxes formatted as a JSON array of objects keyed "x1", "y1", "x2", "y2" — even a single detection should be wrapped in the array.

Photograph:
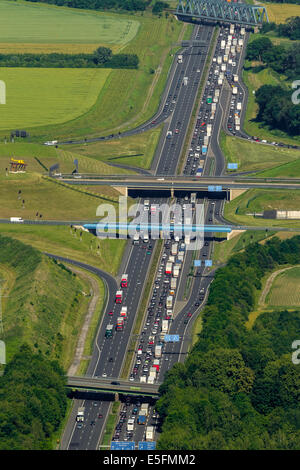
[
  {"x1": 156, "y1": 236, "x2": 300, "y2": 449},
  {"x1": 261, "y1": 16, "x2": 300, "y2": 40},
  {"x1": 0, "y1": 47, "x2": 139, "y2": 69},
  {"x1": 0, "y1": 345, "x2": 67, "y2": 450}
]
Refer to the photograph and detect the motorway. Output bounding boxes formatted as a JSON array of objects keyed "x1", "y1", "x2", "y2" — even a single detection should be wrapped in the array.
[{"x1": 60, "y1": 19, "x2": 298, "y2": 450}]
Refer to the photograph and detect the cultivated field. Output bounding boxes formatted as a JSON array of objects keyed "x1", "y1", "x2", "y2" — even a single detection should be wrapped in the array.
[
  {"x1": 0, "y1": 0, "x2": 139, "y2": 46},
  {"x1": 267, "y1": 267, "x2": 300, "y2": 306},
  {"x1": 261, "y1": 2, "x2": 300, "y2": 23},
  {"x1": 0, "y1": 68, "x2": 112, "y2": 130},
  {"x1": 221, "y1": 132, "x2": 300, "y2": 174}
]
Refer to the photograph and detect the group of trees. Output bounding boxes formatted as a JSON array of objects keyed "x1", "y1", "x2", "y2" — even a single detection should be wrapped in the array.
[
  {"x1": 261, "y1": 16, "x2": 300, "y2": 40},
  {"x1": 0, "y1": 345, "x2": 67, "y2": 450},
  {"x1": 254, "y1": 84, "x2": 300, "y2": 136},
  {"x1": 21, "y1": 0, "x2": 150, "y2": 12},
  {"x1": 263, "y1": 0, "x2": 300, "y2": 4},
  {"x1": 152, "y1": 1, "x2": 169, "y2": 15},
  {"x1": 156, "y1": 236, "x2": 300, "y2": 449},
  {"x1": 0, "y1": 47, "x2": 139, "y2": 69},
  {"x1": 246, "y1": 33, "x2": 300, "y2": 136}
]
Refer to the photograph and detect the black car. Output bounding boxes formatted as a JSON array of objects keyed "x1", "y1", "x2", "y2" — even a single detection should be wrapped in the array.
[{"x1": 111, "y1": 381, "x2": 120, "y2": 385}]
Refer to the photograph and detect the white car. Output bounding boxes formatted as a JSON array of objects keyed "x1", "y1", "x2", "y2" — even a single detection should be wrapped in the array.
[{"x1": 102, "y1": 372, "x2": 107, "y2": 378}]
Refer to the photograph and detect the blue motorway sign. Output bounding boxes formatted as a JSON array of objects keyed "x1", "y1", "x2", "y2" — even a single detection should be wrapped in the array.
[
  {"x1": 164, "y1": 334, "x2": 180, "y2": 343},
  {"x1": 194, "y1": 260, "x2": 201, "y2": 267},
  {"x1": 227, "y1": 163, "x2": 238, "y2": 170},
  {"x1": 205, "y1": 260, "x2": 213, "y2": 267},
  {"x1": 208, "y1": 185, "x2": 222, "y2": 192},
  {"x1": 110, "y1": 441, "x2": 135, "y2": 450},
  {"x1": 138, "y1": 441, "x2": 156, "y2": 450}
]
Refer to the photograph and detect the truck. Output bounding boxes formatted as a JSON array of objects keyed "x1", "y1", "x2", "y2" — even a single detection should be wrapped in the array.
[
  {"x1": 183, "y1": 76, "x2": 188, "y2": 86},
  {"x1": 177, "y1": 54, "x2": 183, "y2": 63},
  {"x1": 168, "y1": 255, "x2": 175, "y2": 264},
  {"x1": 241, "y1": 27, "x2": 245, "y2": 35},
  {"x1": 162, "y1": 320, "x2": 169, "y2": 333},
  {"x1": 165, "y1": 262, "x2": 172, "y2": 275},
  {"x1": 223, "y1": 54, "x2": 228, "y2": 63},
  {"x1": 185, "y1": 234, "x2": 190, "y2": 245},
  {"x1": 166, "y1": 130, "x2": 172, "y2": 139},
  {"x1": 143, "y1": 232, "x2": 149, "y2": 243},
  {"x1": 149, "y1": 367, "x2": 157, "y2": 379},
  {"x1": 115, "y1": 290, "x2": 123, "y2": 304},
  {"x1": 153, "y1": 359, "x2": 160, "y2": 372},
  {"x1": 140, "y1": 375, "x2": 147, "y2": 383},
  {"x1": 76, "y1": 407, "x2": 85, "y2": 422},
  {"x1": 137, "y1": 414, "x2": 147, "y2": 425},
  {"x1": 144, "y1": 200, "x2": 150, "y2": 208},
  {"x1": 155, "y1": 344, "x2": 162, "y2": 358},
  {"x1": 10, "y1": 217, "x2": 23, "y2": 223},
  {"x1": 146, "y1": 426, "x2": 154, "y2": 441},
  {"x1": 207, "y1": 124, "x2": 212, "y2": 135},
  {"x1": 237, "y1": 102, "x2": 242, "y2": 111},
  {"x1": 141, "y1": 403, "x2": 149, "y2": 416},
  {"x1": 191, "y1": 193, "x2": 196, "y2": 205},
  {"x1": 217, "y1": 56, "x2": 222, "y2": 65},
  {"x1": 105, "y1": 324, "x2": 114, "y2": 338},
  {"x1": 121, "y1": 274, "x2": 128, "y2": 288},
  {"x1": 211, "y1": 102, "x2": 216, "y2": 112},
  {"x1": 202, "y1": 145, "x2": 208, "y2": 156},
  {"x1": 171, "y1": 243, "x2": 178, "y2": 256},
  {"x1": 127, "y1": 418, "x2": 135, "y2": 432},
  {"x1": 204, "y1": 135, "x2": 209, "y2": 146},
  {"x1": 173, "y1": 265, "x2": 180, "y2": 278},
  {"x1": 218, "y1": 77, "x2": 223, "y2": 86},
  {"x1": 116, "y1": 316, "x2": 124, "y2": 331},
  {"x1": 232, "y1": 86, "x2": 238, "y2": 95},
  {"x1": 221, "y1": 64, "x2": 226, "y2": 72},
  {"x1": 221, "y1": 40, "x2": 226, "y2": 49},
  {"x1": 120, "y1": 306, "x2": 127, "y2": 319},
  {"x1": 171, "y1": 277, "x2": 177, "y2": 290},
  {"x1": 147, "y1": 376, "x2": 155, "y2": 385},
  {"x1": 166, "y1": 296, "x2": 173, "y2": 309},
  {"x1": 206, "y1": 96, "x2": 213, "y2": 104},
  {"x1": 133, "y1": 232, "x2": 139, "y2": 245}
]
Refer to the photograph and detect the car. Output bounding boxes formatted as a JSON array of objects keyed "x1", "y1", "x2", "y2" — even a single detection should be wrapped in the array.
[
  {"x1": 109, "y1": 357, "x2": 114, "y2": 362},
  {"x1": 184, "y1": 319, "x2": 189, "y2": 324},
  {"x1": 108, "y1": 311, "x2": 113, "y2": 316},
  {"x1": 129, "y1": 376, "x2": 135, "y2": 381},
  {"x1": 187, "y1": 312, "x2": 192, "y2": 317},
  {"x1": 98, "y1": 413, "x2": 103, "y2": 419},
  {"x1": 91, "y1": 420, "x2": 96, "y2": 426},
  {"x1": 102, "y1": 372, "x2": 107, "y2": 377},
  {"x1": 77, "y1": 423, "x2": 83, "y2": 429},
  {"x1": 111, "y1": 381, "x2": 120, "y2": 385}
]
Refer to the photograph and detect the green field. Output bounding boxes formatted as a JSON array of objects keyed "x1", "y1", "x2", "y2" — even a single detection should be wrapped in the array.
[
  {"x1": 70, "y1": 125, "x2": 163, "y2": 169},
  {"x1": 266, "y1": 266, "x2": 300, "y2": 307},
  {"x1": 224, "y1": 189, "x2": 300, "y2": 228},
  {"x1": 0, "y1": 68, "x2": 111, "y2": 130},
  {"x1": 221, "y1": 132, "x2": 300, "y2": 175},
  {"x1": 0, "y1": 3, "x2": 186, "y2": 140},
  {"x1": 0, "y1": 0, "x2": 139, "y2": 45},
  {"x1": 259, "y1": 2, "x2": 300, "y2": 23}
]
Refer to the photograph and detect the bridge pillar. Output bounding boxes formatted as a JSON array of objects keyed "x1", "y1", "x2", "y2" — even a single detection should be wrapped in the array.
[
  {"x1": 115, "y1": 392, "x2": 119, "y2": 401},
  {"x1": 113, "y1": 186, "x2": 128, "y2": 197},
  {"x1": 171, "y1": 186, "x2": 174, "y2": 198}
]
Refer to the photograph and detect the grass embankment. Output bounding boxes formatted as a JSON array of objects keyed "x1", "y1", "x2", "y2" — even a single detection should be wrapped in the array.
[
  {"x1": 220, "y1": 132, "x2": 300, "y2": 175},
  {"x1": 224, "y1": 189, "x2": 300, "y2": 228},
  {"x1": 0, "y1": 235, "x2": 91, "y2": 367},
  {"x1": 0, "y1": 224, "x2": 126, "y2": 276},
  {"x1": 267, "y1": 266, "x2": 300, "y2": 307},
  {"x1": 69, "y1": 125, "x2": 163, "y2": 170},
  {"x1": 100, "y1": 401, "x2": 121, "y2": 450}
]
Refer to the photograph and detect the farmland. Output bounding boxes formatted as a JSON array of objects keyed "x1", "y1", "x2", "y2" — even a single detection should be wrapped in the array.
[
  {"x1": 0, "y1": 0, "x2": 186, "y2": 140},
  {"x1": 267, "y1": 266, "x2": 300, "y2": 307},
  {"x1": 260, "y1": 2, "x2": 300, "y2": 23}
]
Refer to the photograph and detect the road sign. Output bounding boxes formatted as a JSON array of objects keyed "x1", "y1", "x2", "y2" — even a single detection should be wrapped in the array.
[
  {"x1": 138, "y1": 441, "x2": 156, "y2": 450},
  {"x1": 227, "y1": 163, "x2": 238, "y2": 169},
  {"x1": 205, "y1": 260, "x2": 213, "y2": 267},
  {"x1": 110, "y1": 441, "x2": 135, "y2": 450},
  {"x1": 208, "y1": 185, "x2": 222, "y2": 192},
  {"x1": 194, "y1": 260, "x2": 201, "y2": 267},
  {"x1": 164, "y1": 334, "x2": 180, "y2": 343},
  {"x1": 215, "y1": 186, "x2": 223, "y2": 192}
]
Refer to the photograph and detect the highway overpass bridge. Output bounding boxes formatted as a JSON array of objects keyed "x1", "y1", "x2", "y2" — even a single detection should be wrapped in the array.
[
  {"x1": 67, "y1": 376, "x2": 160, "y2": 398},
  {"x1": 55, "y1": 175, "x2": 300, "y2": 200},
  {"x1": 175, "y1": 0, "x2": 269, "y2": 27}
]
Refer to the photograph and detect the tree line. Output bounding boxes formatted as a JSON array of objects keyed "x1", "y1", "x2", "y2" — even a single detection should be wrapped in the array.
[
  {"x1": 261, "y1": 16, "x2": 300, "y2": 40},
  {"x1": 0, "y1": 46, "x2": 139, "y2": 69},
  {"x1": 156, "y1": 236, "x2": 300, "y2": 449},
  {"x1": 21, "y1": 0, "x2": 150, "y2": 12},
  {"x1": 0, "y1": 345, "x2": 67, "y2": 450}
]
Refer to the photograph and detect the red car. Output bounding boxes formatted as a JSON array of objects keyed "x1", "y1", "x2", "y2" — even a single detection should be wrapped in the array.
[
  {"x1": 187, "y1": 312, "x2": 192, "y2": 317},
  {"x1": 108, "y1": 311, "x2": 114, "y2": 316}
]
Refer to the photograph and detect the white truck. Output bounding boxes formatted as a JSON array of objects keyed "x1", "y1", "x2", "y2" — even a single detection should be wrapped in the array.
[
  {"x1": 155, "y1": 344, "x2": 162, "y2": 358},
  {"x1": 171, "y1": 277, "x2": 177, "y2": 290},
  {"x1": 147, "y1": 376, "x2": 155, "y2": 384},
  {"x1": 149, "y1": 367, "x2": 157, "y2": 379},
  {"x1": 127, "y1": 418, "x2": 135, "y2": 431},
  {"x1": 173, "y1": 265, "x2": 180, "y2": 278},
  {"x1": 133, "y1": 232, "x2": 139, "y2": 245},
  {"x1": 165, "y1": 262, "x2": 172, "y2": 275},
  {"x1": 183, "y1": 76, "x2": 188, "y2": 86},
  {"x1": 10, "y1": 217, "x2": 23, "y2": 223},
  {"x1": 166, "y1": 296, "x2": 173, "y2": 309},
  {"x1": 177, "y1": 54, "x2": 183, "y2": 63},
  {"x1": 146, "y1": 426, "x2": 154, "y2": 441},
  {"x1": 141, "y1": 403, "x2": 149, "y2": 416},
  {"x1": 76, "y1": 407, "x2": 85, "y2": 422},
  {"x1": 140, "y1": 375, "x2": 147, "y2": 383},
  {"x1": 237, "y1": 102, "x2": 242, "y2": 111},
  {"x1": 162, "y1": 320, "x2": 169, "y2": 333},
  {"x1": 232, "y1": 86, "x2": 238, "y2": 95},
  {"x1": 171, "y1": 243, "x2": 178, "y2": 256}
]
